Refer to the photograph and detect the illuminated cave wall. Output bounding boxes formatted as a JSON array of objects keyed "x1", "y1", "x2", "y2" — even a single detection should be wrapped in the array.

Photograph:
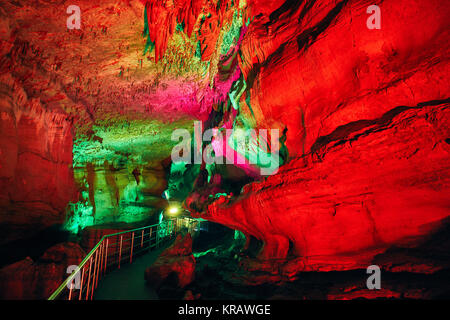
[
  {"x1": 0, "y1": 0, "x2": 255, "y2": 238},
  {"x1": 66, "y1": 119, "x2": 195, "y2": 232},
  {"x1": 62, "y1": 0, "x2": 254, "y2": 232},
  {"x1": 0, "y1": 0, "x2": 449, "y2": 277}
]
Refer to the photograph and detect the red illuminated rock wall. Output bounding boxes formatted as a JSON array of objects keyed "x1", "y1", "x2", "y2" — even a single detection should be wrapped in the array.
[
  {"x1": 200, "y1": 102, "x2": 450, "y2": 272},
  {"x1": 145, "y1": 233, "x2": 196, "y2": 288},
  {"x1": 240, "y1": 0, "x2": 449, "y2": 157},
  {"x1": 189, "y1": 0, "x2": 450, "y2": 273},
  {"x1": 0, "y1": 242, "x2": 85, "y2": 299},
  {"x1": 0, "y1": 75, "x2": 76, "y2": 244}
]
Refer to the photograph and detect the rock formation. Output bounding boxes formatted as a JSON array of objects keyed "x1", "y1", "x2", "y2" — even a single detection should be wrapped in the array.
[
  {"x1": 184, "y1": 0, "x2": 450, "y2": 276},
  {"x1": 0, "y1": 242, "x2": 85, "y2": 299},
  {"x1": 145, "y1": 233, "x2": 196, "y2": 288}
]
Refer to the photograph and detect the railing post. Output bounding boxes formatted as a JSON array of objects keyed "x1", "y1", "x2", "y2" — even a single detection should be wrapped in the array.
[
  {"x1": 156, "y1": 225, "x2": 159, "y2": 248},
  {"x1": 95, "y1": 243, "x2": 102, "y2": 288},
  {"x1": 149, "y1": 228, "x2": 153, "y2": 251},
  {"x1": 67, "y1": 267, "x2": 78, "y2": 300},
  {"x1": 118, "y1": 235, "x2": 123, "y2": 269},
  {"x1": 141, "y1": 229, "x2": 144, "y2": 248},
  {"x1": 78, "y1": 266, "x2": 85, "y2": 300},
  {"x1": 99, "y1": 241, "x2": 104, "y2": 276},
  {"x1": 91, "y1": 250, "x2": 98, "y2": 300},
  {"x1": 104, "y1": 238, "x2": 109, "y2": 273},
  {"x1": 130, "y1": 232, "x2": 135, "y2": 264},
  {"x1": 85, "y1": 257, "x2": 93, "y2": 300},
  {"x1": 68, "y1": 281, "x2": 73, "y2": 300}
]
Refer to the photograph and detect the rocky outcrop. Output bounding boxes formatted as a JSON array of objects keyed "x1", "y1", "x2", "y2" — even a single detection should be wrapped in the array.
[
  {"x1": 0, "y1": 242, "x2": 85, "y2": 299},
  {"x1": 0, "y1": 74, "x2": 76, "y2": 244},
  {"x1": 194, "y1": 102, "x2": 450, "y2": 273},
  {"x1": 0, "y1": 257, "x2": 36, "y2": 299},
  {"x1": 193, "y1": 101, "x2": 450, "y2": 273},
  {"x1": 182, "y1": 0, "x2": 450, "y2": 277},
  {"x1": 239, "y1": 0, "x2": 450, "y2": 157},
  {"x1": 145, "y1": 234, "x2": 195, "y2": 289}
]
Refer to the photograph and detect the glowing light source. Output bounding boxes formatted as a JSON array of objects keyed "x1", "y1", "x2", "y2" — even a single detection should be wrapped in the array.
[{"x1": 168, "y1": 206, "x2": 179, "y2": 215}]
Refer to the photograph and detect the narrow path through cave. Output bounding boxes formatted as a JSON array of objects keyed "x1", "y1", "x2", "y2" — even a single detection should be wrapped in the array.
[{"x1": 94, "y1": 244, "x2": 171, "y2": 300}]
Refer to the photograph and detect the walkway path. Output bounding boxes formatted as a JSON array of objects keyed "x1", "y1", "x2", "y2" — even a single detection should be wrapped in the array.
[{"x1": 94, "y1": 244, "x2": 170, "y2": 300}]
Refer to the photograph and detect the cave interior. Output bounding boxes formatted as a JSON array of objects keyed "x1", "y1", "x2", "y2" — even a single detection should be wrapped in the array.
[{"x1": 0, "y1": 0, "x2": 449, "y2": 300}]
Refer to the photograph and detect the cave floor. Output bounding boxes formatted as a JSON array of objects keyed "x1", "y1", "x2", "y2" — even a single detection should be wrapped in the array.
[{"x1": 94, "y1": 244, "x2": 171, "y2": 300}]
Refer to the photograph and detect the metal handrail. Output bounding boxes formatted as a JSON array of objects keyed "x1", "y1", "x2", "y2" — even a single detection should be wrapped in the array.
[{"x1": 48, "y1": 217, "x2": 199, "y2": 300}]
